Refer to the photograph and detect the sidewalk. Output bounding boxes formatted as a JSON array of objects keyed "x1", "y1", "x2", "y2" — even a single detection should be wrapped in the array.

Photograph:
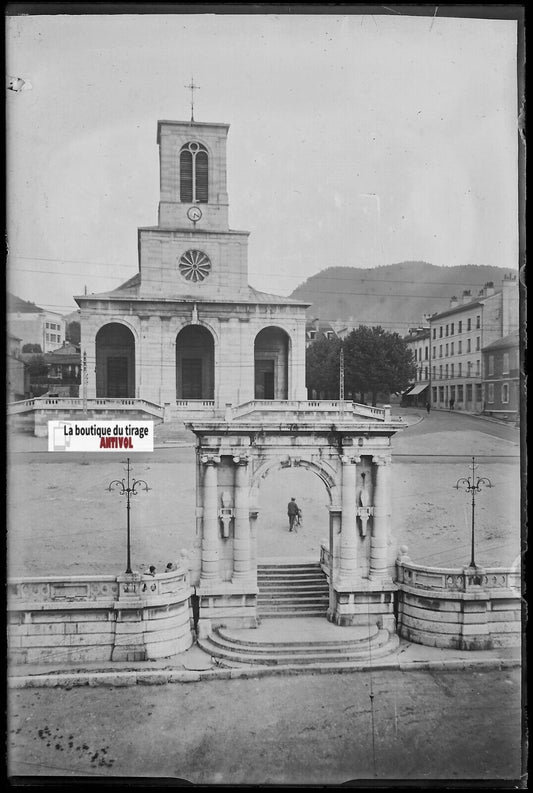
[{"x1": 8, "y1": 625, "x2": 521, "y2": 689}]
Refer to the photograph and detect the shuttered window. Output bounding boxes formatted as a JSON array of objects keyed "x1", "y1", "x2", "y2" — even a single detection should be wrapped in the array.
[
  {"x1": 180, "y1": 142, "x2": 208, "y2": 204},
  {"x1": 180, "y1": 150, "x2": 193, "y2": 202}
]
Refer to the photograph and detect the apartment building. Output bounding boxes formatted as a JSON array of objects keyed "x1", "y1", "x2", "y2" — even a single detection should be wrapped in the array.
[
  {"x1": 428, "y1": 274, "x2": 519, "y2": 412},
  {"x1": 402, "y1": 326, "x2": 430, "y2": 406},
  {"x1": 482, "y1": 330, "x2": 520, "y2": 421}
]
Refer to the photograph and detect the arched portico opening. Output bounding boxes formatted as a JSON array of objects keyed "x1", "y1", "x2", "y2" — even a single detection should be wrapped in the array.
[
  {"x1": 254, "y1": 327, "x2": 290, "y2": 399},
  {"x1": 251, "y1": 456, "x2": 335, "y2": 559},
  {"x1": 176, "y1": 325, "x2": 214, "y2": 400},
  {"x1": 95, "y1": 323, "x2": 136, "y2": 398}
]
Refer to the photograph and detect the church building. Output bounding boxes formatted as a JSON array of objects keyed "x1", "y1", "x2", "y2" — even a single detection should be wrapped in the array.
[{"x1": 75, "y1": 119, "x2": 309, "y2": 413}]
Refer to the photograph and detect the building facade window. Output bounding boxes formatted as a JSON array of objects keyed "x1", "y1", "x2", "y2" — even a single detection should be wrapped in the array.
[
  {"x1": 457, "y1": 385, "x2": 464, "y2": 402},
  {"x1": 450, "y1": 323, "x2": 454, "y2": 335},
  {"x1": 476, "y1": 360, "x2": 480, "y2": 376},
  {"x1": 476, "y1": 383, "x2": 482, "y2": 402},
  {"x1": 466, "y1": 383, "x2": 473, "y2": 402},
  {"x1": 445, "y1": 324, "x2": 449, "y2": 337},
  {"x1": 450, "y1": 363, "x2": 454, "y2": 378},
  {"x1": 450, "y1": 342, "x2": 454, "y2": 355},
  {"x1": 476, "y1": 315, "x2": 481, "y2": 329},
  {"x1": 489, "y1": 355, "x2": 495, "y2": 376},
  {"x1": 439, "y1": 365, "x2": 443, "y2": 379},
  {"x1": 467, "y1": 338, "x2": 471, "y2": 353},
  {"x1": 432, "y1": 328, "x2": 436, "y2": 340},
  {"x1": 180, "y1": 142, "x2": 209, "y2": 203},
  {"x1": 445, "y1": 343, "x2": 449, "y2": 356},
  {"x1": 458, "y1": 340, "x2": 462, "y2": 354},
  {"x1": 445, "y1": 364, "x2": 449, "y2": 378},
  {"x1": 439, "y1": 345, "x2": 443, "y2": 358},
  {"x1": 487, "y1": 383, "x2": 494, "y2": 403},
  {"x1": 458, "y1": 362, "x2": 462, "y2": 376},
  {"x1": 433, "y1": 346, "x2": 436, "y2": 358},
  {"x1": 476, "y1": 337, "x2": 480, "y2": 351},
  {"x1": 467, "y1": 318, "x2": 472, "y2": 331},
  {"x1": 502, "y1": 352, "x2": 510, "y2": 374},
  {"x1": 439, "y1": 326, "x2": 443, "y2": 338},
  {"x1": 424, "y1": 366, "x2": 428, "y2": 379},
  {"x1": 458, "y1": 321, "x2": 462, "y2": 333},
  {"x1": 432, "y1": 365, "x2": 436, "y2": 379},
  {"x1": 501, "y1": 383, "x2": 509, "y2": 404},
  {"x1": 425, "y1": 346, "x2": 429, "y2": 359}
]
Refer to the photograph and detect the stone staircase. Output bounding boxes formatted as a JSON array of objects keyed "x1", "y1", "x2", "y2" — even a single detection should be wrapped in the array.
[
  {"x1": 197, "y1": 618, "x2": 400, "y2": 669},
  {"x1": 257, "y1": 562, "x2": 329, "y2": 618}
]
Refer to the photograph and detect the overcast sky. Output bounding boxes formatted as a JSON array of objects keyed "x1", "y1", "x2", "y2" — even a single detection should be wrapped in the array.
[{"x1": 6, "y1": 9, "x2": 519, "y2": 315}]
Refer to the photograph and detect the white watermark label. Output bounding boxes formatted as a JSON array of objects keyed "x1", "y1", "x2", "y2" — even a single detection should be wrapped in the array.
[{"x1": 48, "y1": 421, "x2": 154, "y2": 452}]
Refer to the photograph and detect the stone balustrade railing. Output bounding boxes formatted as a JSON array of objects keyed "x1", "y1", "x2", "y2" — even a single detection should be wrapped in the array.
[
  {"x1": 175, "y1": 400, "x2": 215, "y2": 408},
  {"x1": 229, "y1": 400, "x2": 390, "y2": 422},
  {"x1": 8, "y1": 569, "x2": 189, "y2": 607},
  {"x1": 396, "y1": 558, "x2": 520, "y2": 593},
  {"x1": 7, "y1": 397, "x2": 165, "y2": 418},
  {"x1": 320, "y1": 542, "x2": 332, "y2": 572}
]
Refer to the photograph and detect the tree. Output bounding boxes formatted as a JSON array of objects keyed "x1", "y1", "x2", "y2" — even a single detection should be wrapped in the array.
[
  {"x1": 343, "y1": 325, "x2": 416, "y2": 405},
  {"x1": 66, "y1": 320, "x2": 80, "y2": 345},
  {"x1": 22, "y1": 343, "x2": 42, "y2": 353},
  {"x1": 305, "y1": 335, "x2": 341, "y2": 399}
]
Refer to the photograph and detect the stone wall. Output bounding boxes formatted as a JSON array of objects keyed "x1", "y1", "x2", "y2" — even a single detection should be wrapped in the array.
[
  {"x1": 8, "y1": 569, "x2": 194, "y2": 665},
  {"x1": 396, "y1": 555, "x2": 521, "y2": 650}
]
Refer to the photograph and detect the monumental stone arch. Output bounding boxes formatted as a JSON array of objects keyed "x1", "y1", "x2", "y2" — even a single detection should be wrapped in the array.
[{"x1": 187, "y1": 401, "x2": 405, "y2": 638}]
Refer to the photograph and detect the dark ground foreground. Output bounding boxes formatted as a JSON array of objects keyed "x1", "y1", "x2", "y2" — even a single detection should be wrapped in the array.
[{"x1": 8, "y1": 667, "x2": 524, "y2": 785}]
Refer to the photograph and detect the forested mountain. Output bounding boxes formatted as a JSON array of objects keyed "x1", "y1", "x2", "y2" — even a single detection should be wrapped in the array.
[{"x1": 290, "y1": 262, "x2": 514, "y2": 333}]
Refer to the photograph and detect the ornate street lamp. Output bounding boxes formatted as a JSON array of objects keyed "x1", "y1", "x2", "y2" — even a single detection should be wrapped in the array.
[
  {"x1": 108, "y1": 457, "x2": 150, "y2": 574},
  {"x1": 454, "y1": 456, "x2": 493, "y2": 569}
]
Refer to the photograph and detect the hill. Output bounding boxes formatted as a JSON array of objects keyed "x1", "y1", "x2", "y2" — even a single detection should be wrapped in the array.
[{"x1": 289, "y1": 262, "x2": 514, "y2": 334}]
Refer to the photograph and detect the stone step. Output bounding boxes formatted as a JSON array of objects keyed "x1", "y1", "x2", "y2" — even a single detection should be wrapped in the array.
[
  {"x1": 259, "y1": 608, "x2": 329, "y2": 618},
  {"x1": 258, "y1": 593, "x2": 329, "y2": 603},
  {"x1": 259, "y1": 608, "x2": 328, "y2": 618},
  {"x1": 258, "y1": 563, "x2": 322, "y2": 570},
  {"x1": 258, "y1": 572, "x2": 326, "y2": 581},
  {"x1": 257, "y1": 563, "x2": 329, "y2": 618},
  {"x1": 198, "y1": 629, "x2": 399, "y2": 667},
  {"x1": 257, "y1": 582, "x2": 329, "y2": 591},
  {"x1": 215, "y1": 624, "x2": 380, "y2": 649}
]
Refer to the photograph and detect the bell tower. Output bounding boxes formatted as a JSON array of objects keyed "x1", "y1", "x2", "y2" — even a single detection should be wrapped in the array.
[
  {"x1": 157, "y1": 120, "x2": 230, "y2": 233},
  {"x1": 138, "y1": 118, "x2": 250, "y2": 299}
]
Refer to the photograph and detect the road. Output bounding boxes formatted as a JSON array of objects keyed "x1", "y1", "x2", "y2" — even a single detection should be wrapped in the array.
[{"x1": 8, "y1": 667, "x2": 524, "y2": 784}]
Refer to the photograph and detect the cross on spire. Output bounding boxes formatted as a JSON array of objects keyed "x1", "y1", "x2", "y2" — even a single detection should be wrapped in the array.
[{"x1": 185, "y1": 77, "x2": 200, "y2": 122}]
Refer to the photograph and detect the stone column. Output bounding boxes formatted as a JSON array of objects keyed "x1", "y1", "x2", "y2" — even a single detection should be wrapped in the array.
[
  {"x1": 233, "y1": 456, "x2": 251, "y2": 580},
  {"x1": 370, "y1": 456, "x2": 391, "y2": 581},
  {"x1": 339, "y1": 455, "x2": 359, "y2": 583},
  {"x1": 200, "y1": 455, "x2": 220, "y2": 581}
]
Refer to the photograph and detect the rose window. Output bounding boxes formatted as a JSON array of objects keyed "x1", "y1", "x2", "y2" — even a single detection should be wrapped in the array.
[{"x1": 178, "y1": 250, "x2": 212, "y2": 282}]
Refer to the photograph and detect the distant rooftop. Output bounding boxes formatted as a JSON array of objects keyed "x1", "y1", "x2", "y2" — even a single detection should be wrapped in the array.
[{"x1": 7, "y1": 292, "x2": 45, "y2": 314}]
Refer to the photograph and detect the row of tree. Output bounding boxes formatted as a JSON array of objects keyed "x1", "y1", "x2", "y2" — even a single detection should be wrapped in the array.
[{"x1": 306, "y1": 325, "x2": 416, "y2": 405}]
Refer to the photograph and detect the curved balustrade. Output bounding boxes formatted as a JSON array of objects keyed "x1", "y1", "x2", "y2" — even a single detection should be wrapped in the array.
[
  {"x1": 8, "y1": 569, "x2": 188, "y2": 606},
  {"x1": 396, "y1": 559, "x2": 520, "y2": 592}
]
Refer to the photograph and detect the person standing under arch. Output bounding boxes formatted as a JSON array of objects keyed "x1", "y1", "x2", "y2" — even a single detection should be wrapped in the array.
[{"x1": 287, "y1": 497, "x2": 301, "y2": 532}]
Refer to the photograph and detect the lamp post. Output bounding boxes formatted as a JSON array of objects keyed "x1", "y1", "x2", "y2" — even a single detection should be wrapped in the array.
[
  {"x1": 108, "y1": 458, "x2": 149, "y2": 574},
  {"x1": 454, "y1": 456, "x2": 493, "y2": 569}
]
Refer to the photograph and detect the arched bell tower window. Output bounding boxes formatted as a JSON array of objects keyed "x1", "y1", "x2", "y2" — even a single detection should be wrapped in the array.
[{"x1": 180, "y1": 142, "x2": 208, "y2": 204}]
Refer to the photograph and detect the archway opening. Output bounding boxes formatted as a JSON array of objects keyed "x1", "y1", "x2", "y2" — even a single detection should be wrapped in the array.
[
  {"x1": 254, "y1": 465, "x2": 330, "y2": 561},
  {"x1": 176, "y1": 325, "x2": 214, "y2": 400},
  {"x1": 254, "y1": 327, "x2": 289, "y2": 400},
  {"x1": 95, "y1": 323, "x2": 135, "y2": 398}
]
